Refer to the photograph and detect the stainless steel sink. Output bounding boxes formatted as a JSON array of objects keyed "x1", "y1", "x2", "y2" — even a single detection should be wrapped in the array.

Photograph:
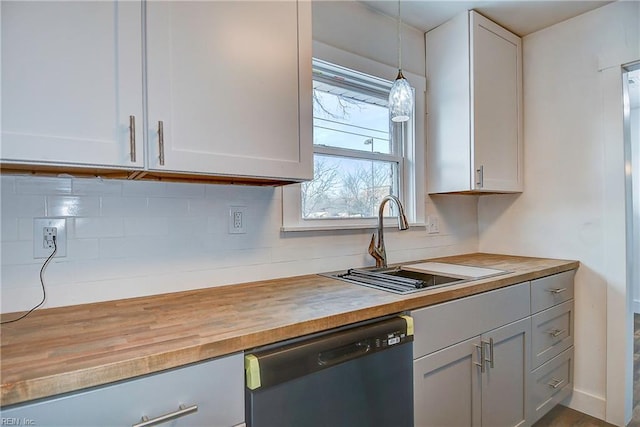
[{"x1": 323, "y1": 267, "x2": 469, "y2": 294}]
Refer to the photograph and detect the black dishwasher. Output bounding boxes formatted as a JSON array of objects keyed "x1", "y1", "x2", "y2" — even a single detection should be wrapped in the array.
[{"x1": 244, "y1": 316, "x2": 414, "y2": 427}]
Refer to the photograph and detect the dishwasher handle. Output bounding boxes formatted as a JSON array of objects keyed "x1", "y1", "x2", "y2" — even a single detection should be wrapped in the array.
[{"x1": 318, "y1": 341, "x2": 371, "y2": 367}]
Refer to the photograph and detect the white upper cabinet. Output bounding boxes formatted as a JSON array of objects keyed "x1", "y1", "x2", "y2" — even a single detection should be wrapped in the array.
[
  {"x1": 426, "y1": 10, "x2": 523, "y2": 194},
  {"x1": 1, "y1": 1, "x2": 144, "y2": 169},
  {"x1": 146, "y1": 1, "x2": 312, "y2": 182},
  {"x1": 1, "y1": 1, "x2": 312, "y2": 184}
]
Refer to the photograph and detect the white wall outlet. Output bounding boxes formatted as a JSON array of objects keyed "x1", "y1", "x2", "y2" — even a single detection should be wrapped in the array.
[
  {"x1": 427, "y1": 215, "x2": 440, "y2": 234},
  {"x1": 228, "y1": 206, "x2": 247, "y2": 234},
  {"x1": 33, "y1": 218, "x2": 67, "y2": 258}
]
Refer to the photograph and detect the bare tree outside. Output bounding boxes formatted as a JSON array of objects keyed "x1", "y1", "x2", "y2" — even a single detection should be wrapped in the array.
[{"x1": 303, "y1": 87, "x2": 397, "y2": 219}]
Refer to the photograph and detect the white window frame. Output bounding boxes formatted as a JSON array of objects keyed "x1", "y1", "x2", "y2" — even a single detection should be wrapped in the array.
[{"x1": 282, "y1": 41, "x2": 425, "y2": 231}]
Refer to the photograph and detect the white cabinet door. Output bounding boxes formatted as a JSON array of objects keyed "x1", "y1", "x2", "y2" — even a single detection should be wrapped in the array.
[
  {"x1": 146, "y1": 1, "x2": 312, "y2": 182},
  {"x1": 471, "y1": 12, "x2": 523, "y2": 192},
  {"x1": 1, "y1": 1, "x2": 144, "y2": 169},
  {"x1": 426, "y1": 10, "x2": 522, "y2": 194},
  {"x1": 0, "y1": 353, "x2": 244, "y2": 427},
  {"x1": 414, "y1": 336, "x2": 482, "y2": 427},
  {"x1": 481, "y1": 317, "x2": 531, "y2": 427}
]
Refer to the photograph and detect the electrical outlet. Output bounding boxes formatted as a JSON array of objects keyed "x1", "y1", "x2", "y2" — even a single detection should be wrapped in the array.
[
  {"x1": 43, "y1": 227, "x2": 57, "y2": 249},
  {"x1": 33, "y1": 218, "x2": 67, "y2": 258},
  {"x1": 427, "y1": 215, "x2": 440, "y2": 234},
  {"x1": 228, "y1": 206, "x2": 247, "y2": 234}
]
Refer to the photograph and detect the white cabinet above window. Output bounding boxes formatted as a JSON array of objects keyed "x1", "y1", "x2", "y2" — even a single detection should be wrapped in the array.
[
  {"x1": 1, "y1": 1, "x2": 312, "y2": 186},
  {"x1": 426, "y1": 10, "x2": 523, "y2": 194}
]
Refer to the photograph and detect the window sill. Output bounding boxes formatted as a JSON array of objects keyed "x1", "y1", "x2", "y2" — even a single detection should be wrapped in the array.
[{"x1": 281, "y1": 222, "x2": 426, "y2": 232}]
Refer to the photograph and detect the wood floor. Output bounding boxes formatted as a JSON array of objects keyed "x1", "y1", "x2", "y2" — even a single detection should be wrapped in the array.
[
  {"x1": 533, "y1": 405, "x2": 616, "y2": 427},
  {"x1": 533, "y1": 314, "x2": 640, "y2": 427}
]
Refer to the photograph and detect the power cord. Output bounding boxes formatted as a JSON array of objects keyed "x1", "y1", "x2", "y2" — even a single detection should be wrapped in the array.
[{"x1": 1, "y1": 236, "x2": 57, "y2": 324}]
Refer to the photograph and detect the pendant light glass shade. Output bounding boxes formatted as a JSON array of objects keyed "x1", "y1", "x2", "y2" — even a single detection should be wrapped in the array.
[
  {"x1": 389, "y1": 0, "x2": 413, "y2": 123},
  {"x1": 389, "y1": 70, "x2": 412, "y2": 122}
]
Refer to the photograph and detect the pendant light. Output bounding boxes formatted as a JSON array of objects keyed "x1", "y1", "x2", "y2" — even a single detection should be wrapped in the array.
[{"x1": 389, "y1": 0, "x2": 413, "y2": 123}]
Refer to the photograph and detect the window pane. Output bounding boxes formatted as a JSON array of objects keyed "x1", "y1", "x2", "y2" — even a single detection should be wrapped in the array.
[
  {"x1": 313, "y1": 87, "x2": 391, "y2": 154},
  {"x1": 302, "y1": 154, "x2": 399, "y2": 219}
]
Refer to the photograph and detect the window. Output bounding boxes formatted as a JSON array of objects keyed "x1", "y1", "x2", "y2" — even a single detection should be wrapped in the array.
[
  {"x1": 303, "y1": 59, "x2": 404, "y2": 220},
  {"x1": 282, "y1": 45, "x2": 424, "y2": 231}
]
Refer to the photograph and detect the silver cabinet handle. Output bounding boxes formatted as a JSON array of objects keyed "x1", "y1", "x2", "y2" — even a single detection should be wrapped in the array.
[
  {"x1": 547, "y1": 328, "x2": 567, "y2": 337},
  {"x1": 129, "y1": 115, "x2": 136, "y2": 163},
  {"x1": 474, "y1": 342, "x2": 486, "y2": 373},
  {"x1": 476, "y1": 165, "x2": 484, "y2": 188},
  {"x1": 158, "y1": 120, "x2": 165, "y2": 166},
  {"x1": 547, "y1": 288, "x2": 567, "y2": 294},
  {"x1": 547, "y1": 378, "x2": 565, "y2": 389},
  {"x1": 483, "y1": 338, "x2": 494, "y2": 369},
  {"x1": 132, "y1": 404, "x2": 198, "y2": 427}
]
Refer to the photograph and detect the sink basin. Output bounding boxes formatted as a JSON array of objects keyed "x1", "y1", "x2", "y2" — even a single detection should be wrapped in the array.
[
  {"x1": 324, "y1": 262, "x2": 509, "y2": 295},
  {"x1": 323, "y1": 267, "x2": 469, "y2": 294}
]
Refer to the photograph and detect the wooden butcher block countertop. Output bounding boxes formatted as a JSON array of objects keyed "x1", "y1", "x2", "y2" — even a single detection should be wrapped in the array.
[{"x1": 0, "y1": 253, "x2": 579, "y2": 407}]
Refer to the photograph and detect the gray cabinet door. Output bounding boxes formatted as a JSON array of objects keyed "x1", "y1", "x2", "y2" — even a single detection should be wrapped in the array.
[
  {"x1": 414, "y1": 336, "x2": 482, "y2": 427},
  {"x1": 481, "y1": 317, "x2": 531, "y2": 427}
]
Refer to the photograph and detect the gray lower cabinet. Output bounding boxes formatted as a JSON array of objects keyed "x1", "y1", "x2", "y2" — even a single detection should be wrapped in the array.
[
  {"x1": 528, "y1": 271, "x2": 575, "y2": 423},
  {"x1": 413, "y1": 317, "x2": 530, "y2": 427},
  {"x1": 412, "y1": 282, "x2": 531, "y2": 427},
  {"x1": 0, "y1": 353, "x2": 244, "y2": 427},
  {"x1": 412, "y1": 270, "x2": 576, "y2": 427}
]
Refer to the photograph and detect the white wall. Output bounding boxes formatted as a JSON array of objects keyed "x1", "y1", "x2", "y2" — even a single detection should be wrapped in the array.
[
  {"x1": 631, "y1": 107, "x2": 640, "y2": 313},
  {"x1": 478, "y1": 2, "x2": 639, "y2": 425},
  {"x1": 0, "y1": 1, "x2": 478, "y2": 313}
]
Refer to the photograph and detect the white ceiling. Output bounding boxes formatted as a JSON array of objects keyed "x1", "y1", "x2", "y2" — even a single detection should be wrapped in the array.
[{"x1": 360, "y1": 0, "x2": 613, "y2": 36}]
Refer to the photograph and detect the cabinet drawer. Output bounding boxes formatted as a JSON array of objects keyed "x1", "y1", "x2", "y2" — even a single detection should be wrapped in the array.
[
  {"x1": 531, "y1": 270, "x2": 575, "y2": 314},
  {"x1": 412, "y1": 282, "x2": 530, "y2": 358},
  {"x1": 531, "y1": 300, "x2": 574, "y2": 369},
  {"x1": 530, "y1": 347, "x2": 573, "y2": 423},
  {"x1": 1, "y1": 353, "x2": 244, "y2": 427}
]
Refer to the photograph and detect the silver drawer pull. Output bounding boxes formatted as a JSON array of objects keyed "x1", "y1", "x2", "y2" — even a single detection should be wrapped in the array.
[
  {"x1": 158, "y1": 120, "x2": 165, "y2": 166},
  {"x1": 547, "y1": 378, "x2": 565, "y2": 389},
  {"x1": 547, "y1": 328, "x2": 567, "y2": 337},
  {"x1": 483, "y1": 338, "x2": 494, "y2": 369},
  {"x1": 474, "y1": 343, "x2": 486, "y2": 373},
  {"x1": 133, "y1": 404, "x2": 198, "y2": 427},
  {"x1": 129, "y1": 115, "x2": 136, "y2": 163},
  {"x1": 547, "y1": 288, "x2": 567, "y2": 294}
]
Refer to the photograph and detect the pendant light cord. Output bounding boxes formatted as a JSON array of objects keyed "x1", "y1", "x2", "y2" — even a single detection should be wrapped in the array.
[{"x1": 397, "y1": 0, "x2": 402, "y2": 71}]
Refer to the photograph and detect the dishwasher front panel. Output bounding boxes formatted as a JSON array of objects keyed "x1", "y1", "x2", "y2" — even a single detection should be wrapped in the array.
[{"x1": 245, "y1": 316, "x2": 413, "y2": 427}]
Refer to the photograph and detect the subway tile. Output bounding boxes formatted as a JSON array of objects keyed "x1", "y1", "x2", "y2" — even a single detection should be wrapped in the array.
[
  {"x1": 101, "y1": 196, "x2": 148, "y2": 217},
  {"x1": 124, "y1": 217, "x2": 169, "y2": 237},
  {"x1": 16, "y1": 176, "x2": 72, "y2": 195},
  {"x1": 147, "y1": 197, "x2": 189, "y2": 217},
  {"x1": 99, "y1": 236, "x2": 169, "y2": 259},
  {"x1": 47, "y1": 196, "x2": 101, "y2": 217},
  {"x1": 1, "y1": 217, "x2": 18, "y2": 241},
  {"x1": 122, "y1": 180, "x2": 166, "y2": 197},
  {"x1": 66, "y1": 239, "x2": 100, "y2": 260},
  {"x1": 1, "y1": 195, "x2": 46, "y2": 218},
  {"x1": 75, "y1": 217, "x2": 124, "y2": 238},
  {"x1": 1, "y1": 240, "x2": 35, "y2": 265},
  {"x1": 72, "y1": 177, "x2": 123, "y2": 196},
  {"x1": 17, "y1": 218, "x2": 34, "y2": 240},
  {"x1": 1, "y1": 176, "x2": 16, "y2": 195},
  {"x1": 168, "y1": 217, "x2": 208, "y2": 236},
  {"x1": 187, "y1": 198, "x2": 219, "y2": 216},
  {"x1": 165, "y1": 182, "x2": 206, "y2": 198}
]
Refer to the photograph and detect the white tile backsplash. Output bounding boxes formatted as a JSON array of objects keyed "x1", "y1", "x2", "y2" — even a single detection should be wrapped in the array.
[{"x1": 1, "y1": 175, "x2": 479, "y2": 313}]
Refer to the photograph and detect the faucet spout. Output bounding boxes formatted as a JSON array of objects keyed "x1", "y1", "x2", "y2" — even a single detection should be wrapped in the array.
[{"x1": 368, "y1": 195, "x2": 409, "y2": 268}]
